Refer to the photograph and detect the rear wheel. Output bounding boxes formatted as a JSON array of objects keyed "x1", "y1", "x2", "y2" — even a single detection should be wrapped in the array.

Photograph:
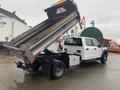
[
  {"x1": 100, "y1": 53, "x2": 108, "y2": 64},
  {"x1": 52, "y1": 61, "x2": 65, "y2": 79}
]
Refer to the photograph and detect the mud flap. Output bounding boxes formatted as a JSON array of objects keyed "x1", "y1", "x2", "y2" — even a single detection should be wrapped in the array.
[{"x1": 42, "y1": 60, "x2": 52, "y2": 79}]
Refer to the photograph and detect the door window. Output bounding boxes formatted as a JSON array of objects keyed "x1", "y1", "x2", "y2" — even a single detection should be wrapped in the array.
[
  {"x1": 85, "y1": 39, "x2": 94, "y2": 46},
  {"x1": 64, "y1": 38, "x2": 82, "y2": 46},
  {"x1": 92, "y1": 39, "x2": 99, "y2": 46}
]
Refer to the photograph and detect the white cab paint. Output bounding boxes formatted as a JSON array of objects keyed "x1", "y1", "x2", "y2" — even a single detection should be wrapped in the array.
[
  {"x1": 63, "y1": 37, "x2": 106, "y2": 62},
  {"x1": 69, "y1": 55, "x2": 80, "y2": 66}
]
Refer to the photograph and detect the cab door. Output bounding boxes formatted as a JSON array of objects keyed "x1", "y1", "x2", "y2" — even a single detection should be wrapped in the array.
[
  {"x1": 83, "y1": 38, "x2": 95, "y2": 60},
  {"x1": 92, "y1": 39, "x2": 102, "y2": 58},
  {"x1": 63, "y1": 37, "x2": 83, "y2": 54}
]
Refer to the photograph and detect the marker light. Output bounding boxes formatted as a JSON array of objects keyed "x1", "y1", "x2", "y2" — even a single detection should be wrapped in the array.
[{"x1": 58, "y1": 0, "x2": 66, "y2": 4}]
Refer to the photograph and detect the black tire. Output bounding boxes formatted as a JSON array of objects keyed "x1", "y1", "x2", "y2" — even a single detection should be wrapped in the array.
[
  {"x1": 100, "y1": 53, "x2": 108, "y2": 64},
  {"x1": 51, "y1": 61, "x2": 65, "y2": 79},
  {"x1": 32, "y1": 60, "x2": 41, "y2": 72}
]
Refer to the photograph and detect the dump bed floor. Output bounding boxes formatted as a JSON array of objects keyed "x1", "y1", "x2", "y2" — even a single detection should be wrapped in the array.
[
  {"x1": 10, "y1": 12, "x2": 78, "y2": 50},
  {"x1": 10, "y1": 19, "x2": 58, "y2": 47}
]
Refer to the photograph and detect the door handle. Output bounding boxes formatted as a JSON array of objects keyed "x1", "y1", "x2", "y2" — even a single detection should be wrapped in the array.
[
  {"x1": 76, "y1": 50, "x2": 81, "y2": 53},
  {"x1": 94, "y1": 48, "x2": 96, "y2": 50},
  {"x1": 86, "y1": 48, "x2": 89, "y2": 50}
]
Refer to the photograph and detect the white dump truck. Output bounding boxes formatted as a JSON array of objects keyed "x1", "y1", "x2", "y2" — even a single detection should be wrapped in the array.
[{"x1": 1, "y1": 0, "x2": 108, "y2": 79}]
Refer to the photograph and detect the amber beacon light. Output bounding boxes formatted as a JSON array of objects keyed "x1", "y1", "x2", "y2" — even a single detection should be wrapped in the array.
[{"x1": 57, "y1": 0, "x2": 66, "y2": 4}]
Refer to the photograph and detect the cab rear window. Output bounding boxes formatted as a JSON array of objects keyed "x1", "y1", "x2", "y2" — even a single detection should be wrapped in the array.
[{"x1": 64, "y1": 38, "x2": 82, "y2": 46}]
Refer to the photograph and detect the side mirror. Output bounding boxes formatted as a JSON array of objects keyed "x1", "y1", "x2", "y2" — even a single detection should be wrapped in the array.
[{"x1": 97, "y1": 44, "x2": 102, "y2": 48}]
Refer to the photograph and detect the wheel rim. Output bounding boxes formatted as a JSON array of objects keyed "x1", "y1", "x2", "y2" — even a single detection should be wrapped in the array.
[
  {"x1": 55, "y1": 65, "x2": 64, "y2": 77},
  {"x1": 102, "y1": 54, "x2": 107, "y2": 63},
  {"x1": 103, "y1": 55, "x2": 107, "y2": 61}
]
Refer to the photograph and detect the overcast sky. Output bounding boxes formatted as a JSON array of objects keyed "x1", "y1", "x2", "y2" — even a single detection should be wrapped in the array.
[{"x1": 0, "y1": 0, "x2": 120, "y2": 42}]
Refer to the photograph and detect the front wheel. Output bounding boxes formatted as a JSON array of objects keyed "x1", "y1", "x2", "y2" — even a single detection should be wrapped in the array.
[
  {"x1": 100, "y1": 53, "x2": 108, "y2": 64},
  {"x1": 51, "y1": 61, "x2": 65, "y2": 79}
]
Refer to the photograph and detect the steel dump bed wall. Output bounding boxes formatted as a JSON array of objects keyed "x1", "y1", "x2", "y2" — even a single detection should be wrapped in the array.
[
  {"x1": 29, "y1": 11, "x2": 79, "y2": 55},
  {"x1": 10, "y1": 0, "x2": 78, "y2": 48},
  {"x1": 10, "y1": 19, "x2": 53, "y2": 47},
  {"x1": 27, "y1": 12, "x2": 77, "y2": 47},
  {"x1": 10, "y1": 11, "x2": 79, "y2": 51},
  {"x1": 45, "y1": 0, "x2": 77, "y2": 20}
]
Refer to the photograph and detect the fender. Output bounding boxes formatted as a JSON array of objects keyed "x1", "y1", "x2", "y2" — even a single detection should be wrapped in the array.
[{"x1": 102, "y1": 50, "x2": 108, "y2": 57}]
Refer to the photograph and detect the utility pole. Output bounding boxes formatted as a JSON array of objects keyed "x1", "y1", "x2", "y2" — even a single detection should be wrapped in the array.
[
  {"x1": 80, "y1": 17, "x2": 86, "y2": 30},
  {"x1": 11, "y1": 19, "x2": 14, "y2": 40},
  {"x1": 11, "y1": 11, "x2": 16, "y2": 40}
]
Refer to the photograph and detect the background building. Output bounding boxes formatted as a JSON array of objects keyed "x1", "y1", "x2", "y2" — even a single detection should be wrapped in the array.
[
  {"x1": 80, "y1": 27, "x2": 108, "y2": 46},
  {"x1": 0, "y1": 7, "x2": 30, "y2": 43}
]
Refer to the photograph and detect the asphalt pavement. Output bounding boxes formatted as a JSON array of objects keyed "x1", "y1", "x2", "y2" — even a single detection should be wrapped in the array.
[{"x1": 0, "y1": 53, "x2": 120, "y2": 90}]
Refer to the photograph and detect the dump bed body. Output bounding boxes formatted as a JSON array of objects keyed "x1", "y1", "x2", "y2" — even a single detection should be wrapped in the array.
[{"x1": 3, "y1": 0, "x2": 81, "y2": 64}]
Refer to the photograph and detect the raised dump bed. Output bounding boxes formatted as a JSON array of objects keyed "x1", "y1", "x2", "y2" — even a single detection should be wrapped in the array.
[
  {"x1": 10, "y1": 19, "x2": 53, "y2": 47},
  {"x1": 1, "y1": 0, "x2": 83, "y2": 79},
  {"x1": 2, "y1": 0, "x2": 80, "y2": 62}
]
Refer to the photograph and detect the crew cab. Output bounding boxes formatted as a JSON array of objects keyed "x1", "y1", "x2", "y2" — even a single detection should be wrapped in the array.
[{"x1": 63, "y1": 37, "x2": 108, "y2": 64}]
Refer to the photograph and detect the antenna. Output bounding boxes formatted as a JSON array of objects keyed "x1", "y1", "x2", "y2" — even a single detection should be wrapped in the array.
[{"x1": 81, "y1": 17, "x2": 86, "y2": 29}]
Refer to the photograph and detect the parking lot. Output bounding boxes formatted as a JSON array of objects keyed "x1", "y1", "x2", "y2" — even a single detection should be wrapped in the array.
[{"x1": 0, "y1": 52, "x2": 120, "y2": 90}]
